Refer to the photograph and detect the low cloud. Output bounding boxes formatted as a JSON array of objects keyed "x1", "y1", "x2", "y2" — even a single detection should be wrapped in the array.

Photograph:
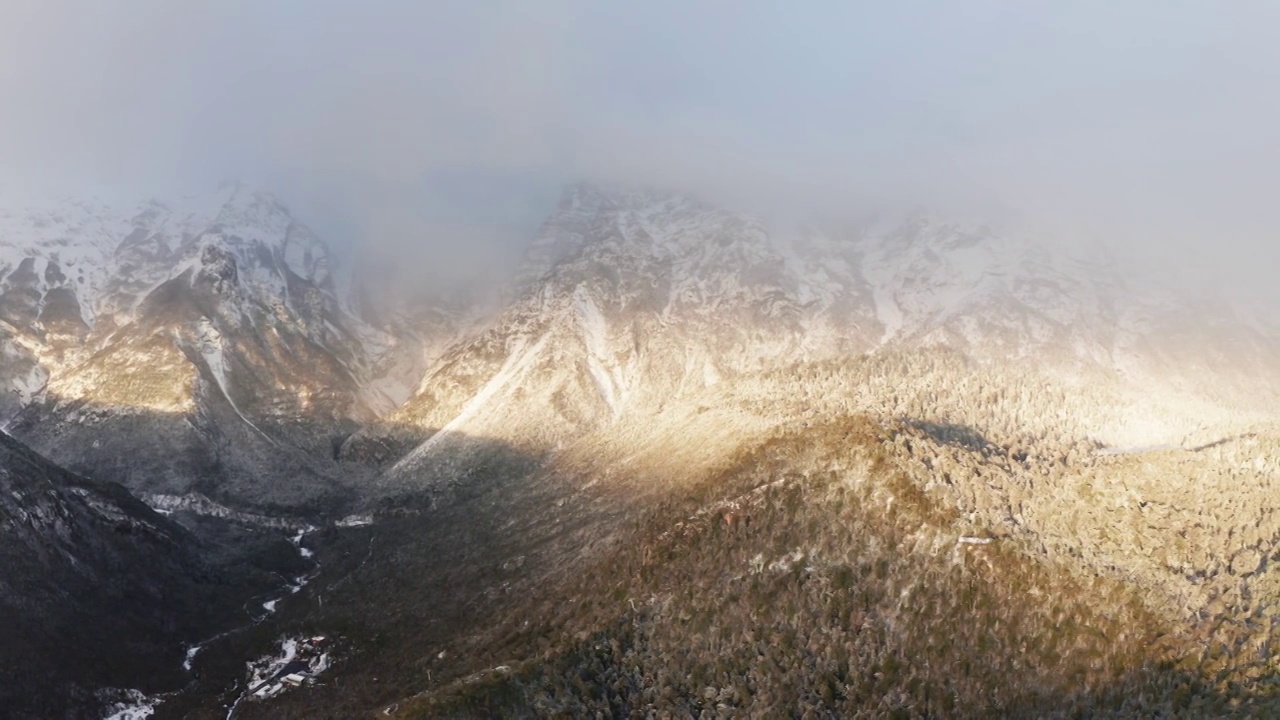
[{"x1": 2, "y1": 1, "x2": 1278, "y2": 305}]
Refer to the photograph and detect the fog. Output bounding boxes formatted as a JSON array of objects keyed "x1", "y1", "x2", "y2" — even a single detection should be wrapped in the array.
[{"x1": 2, "y1": 1, "x2": 1278, "y2": 306}]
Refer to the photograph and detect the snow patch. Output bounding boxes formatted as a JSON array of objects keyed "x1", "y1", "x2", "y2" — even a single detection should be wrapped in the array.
[
  {"x1": 240, "y1": 636, "x2": 333, "y2": 705},
  {"x1": 575, "y1": 286, "x2": 628, "y2": 416},
  {"x1": 101, "y1": 689, "x2": 161, "y2": 720},
  {"x1": 143, "y1": 492, "x2": 297, "y2": 529},
  {"x1": 182, "y1": 644, "x2": 203, "y2": 672},
  {"x1": 390, "y1": 333, "x2": 550, "y2": 472},
  {"x1": 195, "y1": 320, "x2": 279, "y2": 443},
  {"x1": 336, "y1": 513, "x2": 374, "y2": 528}
]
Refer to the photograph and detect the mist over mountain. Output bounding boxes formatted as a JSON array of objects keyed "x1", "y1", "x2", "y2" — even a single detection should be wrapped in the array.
[
  {"x1": 0, "y1": 178, "x2": 1275, "y2": 718},
  {"x1": 2, "y1": 2, "x2": 1280, "y2": 719},
  {"x1": 6, "y1": 3, "x2": 1280, "y2": 305}
]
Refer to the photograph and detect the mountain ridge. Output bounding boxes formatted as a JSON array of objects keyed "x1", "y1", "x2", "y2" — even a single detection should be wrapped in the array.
[
  {"x1": 2, "y1": 180, "x2": 1280, "y2": 717},
  {"x1": 355, "y1": 182, "x2": 1280, "y2": 490}
]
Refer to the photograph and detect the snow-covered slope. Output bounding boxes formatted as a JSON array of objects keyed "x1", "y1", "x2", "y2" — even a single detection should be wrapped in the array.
[
  {"x1": 5, "y1": 179, "x2": 1275, "y2": 504},
  {"x1": 0, "y1": 184, "x2": 330, "y2": 330},
  {"x1": 364, "y1": 184, "x2": 1280, "y2": 492},
  {"x1": 848, "y1": 215, "x2": 1118, "y2": 357},
  {"x1": 350, "y1": 184, "x2": 826, "y2": 484},
  {"x1": 0, "y1": 184, "x2": 427, "y2": 509}
]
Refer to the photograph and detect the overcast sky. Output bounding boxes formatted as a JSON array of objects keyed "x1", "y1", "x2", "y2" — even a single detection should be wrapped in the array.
[{"x1": 2, "y1": 1, "x2": 1279, "y2": 303}]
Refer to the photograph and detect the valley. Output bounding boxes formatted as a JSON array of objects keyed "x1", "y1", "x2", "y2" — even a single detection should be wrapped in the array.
[{"x1": 1, "y1": 182, "x2": 1278, "y2": 718}]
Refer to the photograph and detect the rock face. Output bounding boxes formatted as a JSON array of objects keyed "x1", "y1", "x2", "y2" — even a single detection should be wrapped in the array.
[
  {"x1": 1, "y1": 184, "x2": 423, "y2": 511},
  {"x1": 351, "y1": 184, "x2": 822, "y2": 486},
  {"x1": 0, "y1": 430, "x2": 220, "y2": 718},
  {"x1": 358, "y1": 184, "x2": 1280, "y2": 492}
]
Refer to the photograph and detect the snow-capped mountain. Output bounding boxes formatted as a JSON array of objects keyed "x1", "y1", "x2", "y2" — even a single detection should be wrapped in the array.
[
  {"x1": 348, "y1": 184, "x2": 820, "y2": 483},
  {"x1": 356, "y1": 183, "x2": 1280, "y2": 491},
  {"x1": 0, "y1": 185, "x2": 329, "y2": 413},
  {"x1": 842, "y1": 215, "x2": 1119, "y2": 358},
  {"x1": 6, "y1": 180, "x2": 1274, "y2": 506},
  {"x1": 0, "y1": 184, "x2": 425, "y2": 510},
  {"x1": 307, "y1": 184, "x2": 1280, "y2": 719},
  {"x1": 0, "y1": 184, "x2": 332, "y2": 336}
]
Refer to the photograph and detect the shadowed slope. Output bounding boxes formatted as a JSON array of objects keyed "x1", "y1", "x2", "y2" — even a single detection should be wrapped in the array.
[{"x1": 0, "y1": 431, "x2": 248, "y2": 718}]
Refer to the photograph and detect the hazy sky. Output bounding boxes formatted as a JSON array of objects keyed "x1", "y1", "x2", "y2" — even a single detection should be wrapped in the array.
[{"x1": 2, "y1": 1, "x2": 1279, "y2": 301}]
